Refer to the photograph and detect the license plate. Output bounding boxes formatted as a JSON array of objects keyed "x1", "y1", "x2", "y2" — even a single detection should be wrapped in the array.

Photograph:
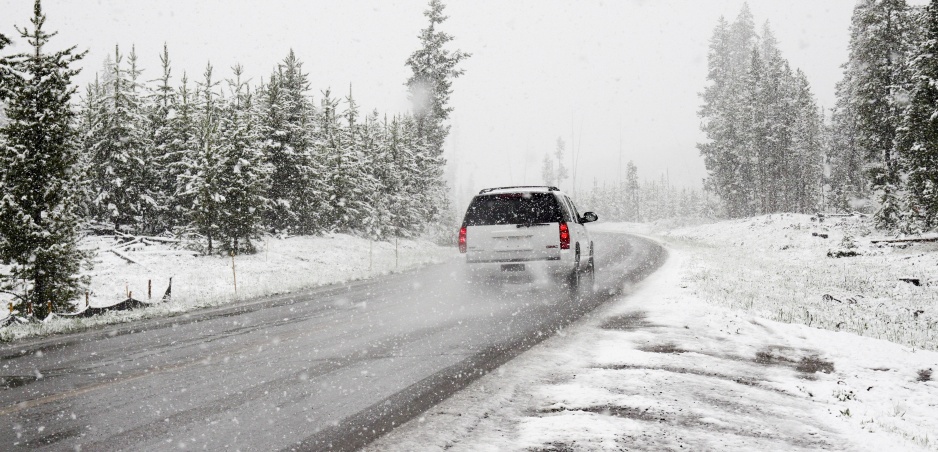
[{"x1": 501, "y1": 264, "x2": 525, "y2": 272}]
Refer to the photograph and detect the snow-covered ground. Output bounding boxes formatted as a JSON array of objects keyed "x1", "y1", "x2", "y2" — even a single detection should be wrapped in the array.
[
  {"x1": 367, "y1": 216, "x2": 938, "y2": 451},
  {"x1": 0, "y1": 233, "x2": 453, "y2": 341}
]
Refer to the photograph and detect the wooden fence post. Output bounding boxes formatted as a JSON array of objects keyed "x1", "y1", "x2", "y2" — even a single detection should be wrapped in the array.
[{"x1": 231, "y1": 251, "x2": 238, "y2": 294}]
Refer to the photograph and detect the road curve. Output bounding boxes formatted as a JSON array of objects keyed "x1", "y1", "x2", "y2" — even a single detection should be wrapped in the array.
[{"x1": 0, "y1": 231, "x2": 665, "y2": 451}]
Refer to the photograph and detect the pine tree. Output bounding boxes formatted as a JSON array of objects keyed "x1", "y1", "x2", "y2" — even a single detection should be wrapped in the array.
[
  {"x1": 829, "y1": 77, "x2": 864, "y2": 211},
  {"x1": 125, "y1": 46, "x2": 161, "y2": 233},
  {"x1": 0, "y1": 0, "x2": 87, "y2": 318},
  {"x1": 541, "y1": 154, "x2": 556, "y2": 186},
  {"x1": 88, "y1": 45, "x2": 151, "y2": 232},
  {"x1": 180, "y1": 63, "x2": 224, "y2": 253},
  {"x1": 319, "y1": 89, "x2": 376, "y2": 233},
  {"x1": 384, "y1": 115, "x2": 424, "y2": 237},
  {"x1": 405, "y1": 0, "x2": 469, "y2": 229},
  {"x1": 833, "y1": 0, "x2": 913, "y2": 227},
  {"x1": 148, "y1": 43, "x2": 183, "y2": 231},
  {"x1": 741, "y1": 46, "x2": 766, "y2": 216},
  {"x1": 399, "y1": 114, "x2": 437, "y2": 235},
  {"x1": 361, "y1": 111, "x2": 392, "y2": 239},
  {"x1": 75, "y1": 76, "x2": 105, "y2": 220},
  {"x1": 540, "y1": 138, "x2": 569, "y2": 188},
  {"x1": 405, "y1": 0, "x2": 470, "y2": 157},
  {"x1": 0, "y1": 32, "x2": 11, "y2": 97},
  {"x1": 698, "y1": 11, "x2": 754, "y2": 217},
  {"x1": 166, "y1": 72, "x2": 199, "y2": 230},
  {"x1": 898, "y1": 0, "x2": 938, "y2": 229},
  {"x1": 626, "y1": 161, "x2": 639, "y2": 221},
  {"x1": 259, "y1": 51, "x2": 323, "y2": 234},
  {"x1": 700, "y1": 6, "x2": 823, "y2": 218},
  {"x1": 216, "y1": 65, "x2": 270, "y2": 253},
  {"x1": 791, "y1": 71, "x2": 824, "y2": 213}
]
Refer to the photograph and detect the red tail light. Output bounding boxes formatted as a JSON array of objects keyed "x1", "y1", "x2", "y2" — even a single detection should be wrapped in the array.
[
  {"x1": 559, "y1": 222, "x2": 570, "y2": 250},
  {"x1": 458, "y1": 226, "x2": 467, "y2": 253}
]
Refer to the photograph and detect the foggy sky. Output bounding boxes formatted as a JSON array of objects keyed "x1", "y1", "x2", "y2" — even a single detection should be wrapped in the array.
[{"x1": 2, "y1": 0, "x2": 908, "y2": 209}]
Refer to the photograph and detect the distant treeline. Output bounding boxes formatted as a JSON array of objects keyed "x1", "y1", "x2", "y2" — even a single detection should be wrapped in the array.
[{"x1": 578, "y1": 162, "x2": 717, "y2": 223}]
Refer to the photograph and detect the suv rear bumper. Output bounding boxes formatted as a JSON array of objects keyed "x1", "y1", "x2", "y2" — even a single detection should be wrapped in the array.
[
  {"x1": 464, "y1": 255, "x2": 560, "y2": 264},
  {"x1": 463, "y1": 253, "x2": 574, "y2": 279}
]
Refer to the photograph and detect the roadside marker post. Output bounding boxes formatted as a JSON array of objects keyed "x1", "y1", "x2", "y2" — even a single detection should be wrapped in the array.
[{"x1": 231, "y1": 251, "x2": 238, "y2": 294}]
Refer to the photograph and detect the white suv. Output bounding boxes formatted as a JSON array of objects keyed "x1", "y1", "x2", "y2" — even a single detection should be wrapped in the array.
[{"x1": 458, "y1": 186, "x2": 598, "y2": 291}]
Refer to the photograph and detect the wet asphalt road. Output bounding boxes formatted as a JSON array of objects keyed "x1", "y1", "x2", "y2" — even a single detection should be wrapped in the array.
[{"x1": 0, "y1": 231, "x2": 665, "y2": 451}]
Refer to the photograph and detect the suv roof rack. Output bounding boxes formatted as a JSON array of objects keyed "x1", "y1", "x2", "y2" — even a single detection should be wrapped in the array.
[{"x1": 478, "y1": 185, "x2": 559, "y2": 194}]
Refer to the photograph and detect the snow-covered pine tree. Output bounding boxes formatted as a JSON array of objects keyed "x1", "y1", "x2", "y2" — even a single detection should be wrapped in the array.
[
  {"x1": 759, "y1": 23, "x2": 796, "y2": 212},
  {"x1": 554, "y1": 138, "x2": 569, "y2": 187},
  {"x1": 406, "y1": 111, "x2": 448, "y2": 230},
  {"x1": 180, "y1": 63, "x2": 224, "y2": 253},
  {"x1": 216, "y1": 65, "x2": 270, "y2": 253},
  {"x1": 405, "y1": 0, "x2": 469, "y2": 231},
  {"x1": 89, "y1": 45, "x2": 152, "y2": 233},
  {"x1": 833, "y1": 0, "x2": 913, "y2": 227},
  {"x1": 75, "y1": 76, "x2": 105, "y2": 220},
  {"x1": 405, "y1": 0, "x2": 470, "y2": 158},
  {"x1": 898, "y1": 0, "x2": 938, "y2": 229},
  {"x1": 626, "y1": 161, "x2": 640, "y2": 221},
  {"x1": 358, "y1": 110, "x2": 386, "y2": 239},
  {"x1": 698, "y1": 13, "x2": 751, "y2": 218},
  {"x1": 147, "y1": 43, "x2": 183, "y2": 232},
  {"x1": 259, "y1": 51, "x2": 322, "y2": 234},
  {"x1": 317, "y1": 89, "x2": 374, "y2": 233},
  {"x1": 0, "y1": 0, "x2": 87, "y2": 318},
  {"x1": 385, "y1": 115, "x2": 423, "y2": 237},
  {"x1": 740, "y1": 46, "x2": 766, "y2": 216},
  {"x1": 790, "y1": 70, "x2": 824, "y2": 214},
  {"x1": 541, "y1": 154, "x2": 556, "y2": 186},
  {"x1": 540, "y1": 138, "x2": 569, "y2": 188},
  {"x1": 170, "y1": 72, "x2": 199, "y2": 230},
  {"x1": 314, "y1": 89, "x2": 341, "y2": 230},
  {"x1": 125, "y1": 46, "x2": 161, "y2": 233},
  {"x1": 828, "y1": 77, "x2": 864, "y2": 212},
  {"x1": 336, "y1": 89, "x2": 377, "y2": 233},
  {"x1": 700, "y1": 6, "x2": 824, "y2": 218},
  {"x1": 0, "y1": 31, "x2": 10, "y2": 99}
]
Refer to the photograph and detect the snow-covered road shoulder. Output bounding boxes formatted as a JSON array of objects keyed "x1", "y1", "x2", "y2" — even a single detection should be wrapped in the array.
[
  {"x1": 0, "y1": 233, "x2": 454, "y2": 341},
  {"x1": 367, "y1": 231, "x2": 938, "y2": 451}
]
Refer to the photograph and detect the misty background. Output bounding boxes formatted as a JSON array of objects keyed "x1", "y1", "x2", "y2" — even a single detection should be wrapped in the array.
[{"x1": 1, "y1": 0, "x2": 875, "y2": 211}]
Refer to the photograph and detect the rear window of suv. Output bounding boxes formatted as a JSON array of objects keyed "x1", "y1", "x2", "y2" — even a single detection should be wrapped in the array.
[{"x1": 463, "y1": 192, "x2": 563, "y2": 226}]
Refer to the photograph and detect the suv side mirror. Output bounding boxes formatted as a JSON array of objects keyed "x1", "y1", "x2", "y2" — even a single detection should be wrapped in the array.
[{"x1": 581, "y1": 212, "x2": 598, "y2": 223}]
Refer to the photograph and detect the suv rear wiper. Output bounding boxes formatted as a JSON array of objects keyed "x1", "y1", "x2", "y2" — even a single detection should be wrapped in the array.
[{"x1": 517, "y1": 223, "x2": 549, "y2": 228}]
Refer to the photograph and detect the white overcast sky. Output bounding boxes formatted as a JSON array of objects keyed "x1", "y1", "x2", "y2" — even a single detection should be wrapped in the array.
[{"x1": 4, "y1": 0, "x2": 924, "y2": 206}]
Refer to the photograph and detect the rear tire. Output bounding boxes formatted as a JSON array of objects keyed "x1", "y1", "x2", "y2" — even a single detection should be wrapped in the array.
[
  {"x1": 584, "y1": 243, "x2": 595, "y2": 296},
  {"x1": 566, "y1": 245, "x2": 581, "y2": 295}
]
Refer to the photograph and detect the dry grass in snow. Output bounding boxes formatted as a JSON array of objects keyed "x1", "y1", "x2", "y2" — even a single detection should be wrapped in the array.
[{"x1": 603, "y1": 214, "x2": 938, "y2": 351}]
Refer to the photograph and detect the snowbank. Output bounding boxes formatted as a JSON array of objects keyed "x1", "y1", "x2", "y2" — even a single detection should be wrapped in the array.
[
  {"x1": 598, "y1": 214, "x2": 938, "y2": 352},
  {"x1": 0, "y1": 233, "x2": 454, "y2": 341}
]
